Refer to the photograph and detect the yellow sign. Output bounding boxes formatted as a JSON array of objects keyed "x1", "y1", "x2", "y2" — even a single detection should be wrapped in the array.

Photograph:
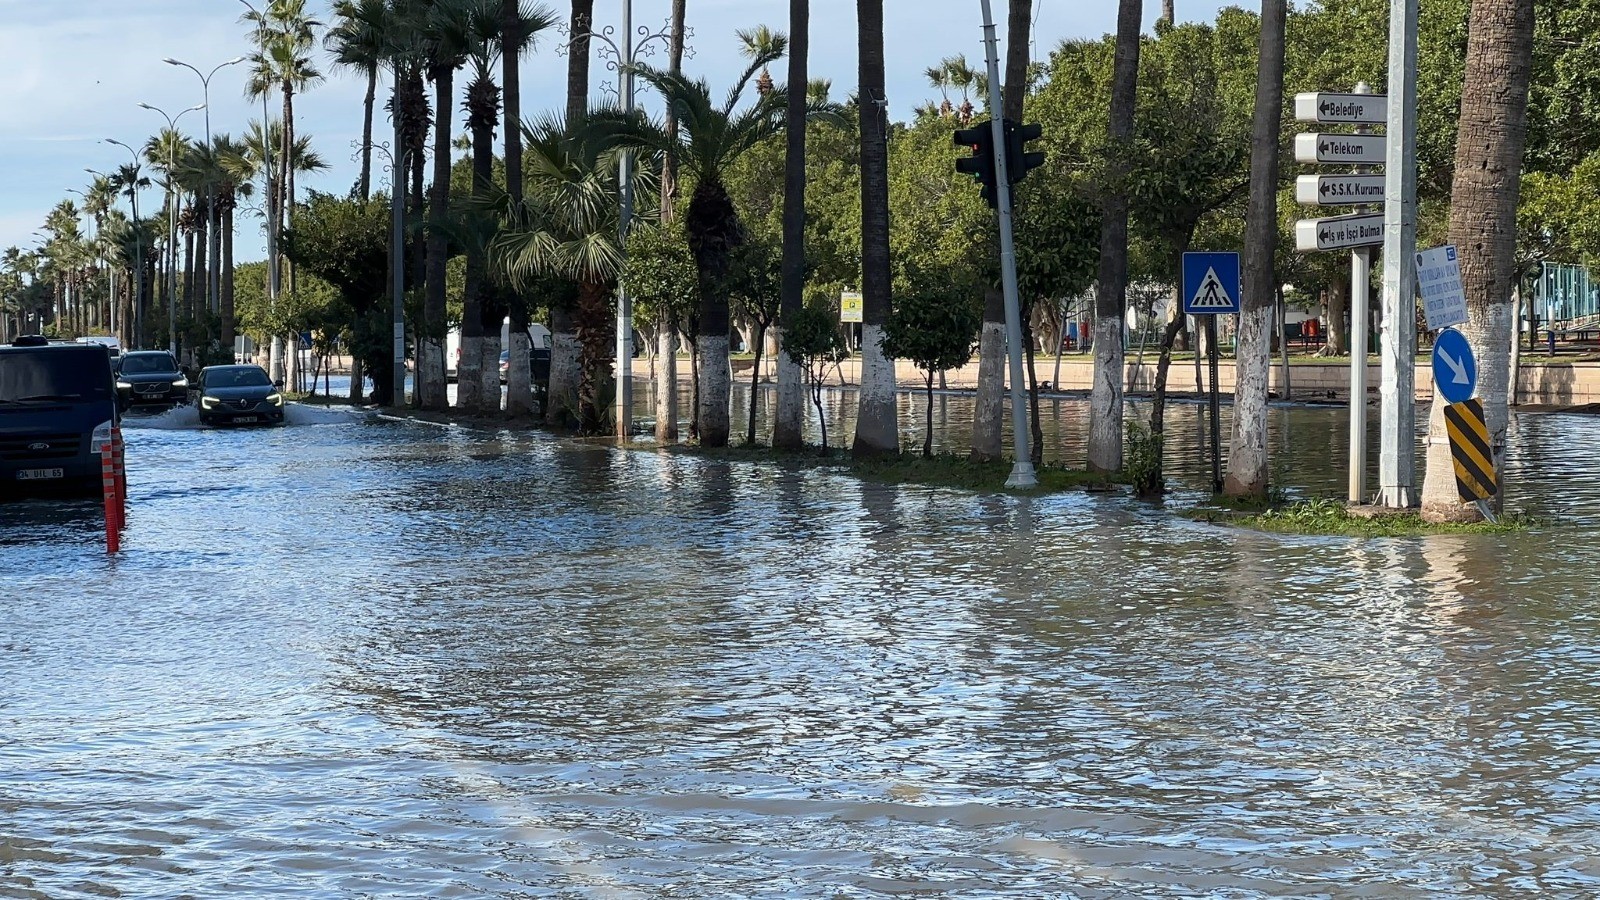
[
  {"x1": 840, "y1": 291, "x2": 864, "y2": 324},
  {"x1": 1444, "y1": 398, "x2": 1499, "y2": 502}
]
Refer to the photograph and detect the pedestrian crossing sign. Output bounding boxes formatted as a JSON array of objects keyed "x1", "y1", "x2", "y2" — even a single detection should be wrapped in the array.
[{"x1": 1182, "y1": 252, "x2": 1241, "y2": 315}]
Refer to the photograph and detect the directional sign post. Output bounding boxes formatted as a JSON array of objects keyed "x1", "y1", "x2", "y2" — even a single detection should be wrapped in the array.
[
  {"x1": 1431, "y1": 327, "x2": 1476, "y2": 406},
  {"x1": 1296, "y1": 213, "x2": 1385, "y2": 253},
  {"x1": 1296, "y1": 174, "x2": 1387, "y2": 206},
  {"x1": 1183, "y1": 253, "x2": 1240, "y2": 492},
  {"x1": 1295, "y1": 92, "x2": 1389, "y2": 125},
  {"x1": 1416, "y1": 244, "x2": 1467, "y2": 330},
  {"x1": 1294, "y1": 133, "x2": 1387, "y2": 166}
]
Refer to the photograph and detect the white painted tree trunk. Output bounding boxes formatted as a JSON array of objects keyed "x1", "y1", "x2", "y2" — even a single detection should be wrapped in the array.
[
  {"x1": 1087, "y1": 316, "x2": 1124, "y2": 472},
  {"x1": 1226, "y1": 304, "x2": 1273, "y2": 495},
  {"x1": 656, "y1": 325, "x2": 679, "y2": 441},
  {"x1": 969, "y1": 318, "x2": 1006, "y2": 461},
  {"x1": 772, "y1": 326, "x2": 805, "y2": 449},
  {"x1": 269, "y1": 335, "x2": 285, "y2": 386},
  {"x1": 418, "y1": 336, "x2": 446, "y2": 410},
  {"x1": 545, "y1": 330, "x2": 581, "y2": 425},
  {"x1": 853, "y1": 323, "x2": 898, "y2": 454},
  {"x1": 506, "y1": 331, "x2": 534, "y2": 417},
  {"x1": 698, "y1": 333, "x2": 731, "y2": 446},
  {"x1": 457, "y1": 334, "x2": 484, "y2": 413},
  {"x1": 1421, "y1": 304, "x2": 1513, "y2": 520},
  {"x1": 480, "y1": 333, "x2": 501, "y2": 414}
]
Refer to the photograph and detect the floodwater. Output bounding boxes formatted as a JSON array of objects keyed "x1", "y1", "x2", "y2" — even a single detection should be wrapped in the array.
[{"x1": 4, "y1": 386, "x2": 1600, "y2": 897}]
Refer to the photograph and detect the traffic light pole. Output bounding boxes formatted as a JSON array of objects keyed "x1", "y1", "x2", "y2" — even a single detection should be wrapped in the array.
[{"x1": 979, "y1": 0, "x2": 1037, "y2": 487}]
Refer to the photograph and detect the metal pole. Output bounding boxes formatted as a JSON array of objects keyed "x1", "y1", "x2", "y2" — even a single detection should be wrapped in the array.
[
  {"x1": 979, "y1": 0, "x2": 1036, "y2": 486},
  {"x1": 1348, "y1": 81, "x2": 1373, "y2": 505},
  {"x1": 615, "y1": 0, "x2": 636, "y2": 440},
  {"x1": 1208, "y1": 314, "x2": 1221, "y2": 493},
  {"x1": 392, "y1": 80, "x2": 407, "y2": 406},
  {"x1": 1378, "y1": 0, "x2": 1419, "y2": 508}
]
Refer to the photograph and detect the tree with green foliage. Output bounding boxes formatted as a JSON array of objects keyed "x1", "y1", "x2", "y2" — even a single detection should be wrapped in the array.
[
  {"x1": 781, "y1": 290, "x2": 849, "y2": 453},
  {"x1": 622, "y1": 220, "x2": 699, "y2": 439},
  {"x1": 882, "y1": 265, "x2": 981, "y2": 458},
  {"x1": 727, "y1": 235, "x2": 782, "y2": 445}
]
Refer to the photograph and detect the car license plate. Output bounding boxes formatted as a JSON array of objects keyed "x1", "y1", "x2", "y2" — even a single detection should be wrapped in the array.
[
  {"x1": 16, "y1": 468, "x2": 64, "y2": 481},
  {"x1": 234, "y1": 415, "x2": 258, "y2": 424}
]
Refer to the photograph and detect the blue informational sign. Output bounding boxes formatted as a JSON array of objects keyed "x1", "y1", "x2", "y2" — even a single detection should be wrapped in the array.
[
  {"x1": 1182, "y1": 252, "x2": 1241, "y2": 315},
  {"x1": 1432, "y1": 327, "x2": 1477, "y2": 405}
]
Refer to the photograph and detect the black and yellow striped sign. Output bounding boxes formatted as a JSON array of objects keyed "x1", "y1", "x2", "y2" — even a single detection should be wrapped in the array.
[{"x1": 1444, "y1": 398, "x2": 1498, "y2": 502}]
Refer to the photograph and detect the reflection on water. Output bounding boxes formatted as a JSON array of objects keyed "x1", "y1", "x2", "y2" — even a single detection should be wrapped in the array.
[{"x1": 3, "y1": 389, "x2": 1599, "y2": 896}]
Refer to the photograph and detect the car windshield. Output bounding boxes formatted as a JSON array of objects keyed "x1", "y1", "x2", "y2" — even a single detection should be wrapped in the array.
[
  {"x1": 0, "y1": 349, "x2": 114, "y2": 403},
  {"x1": 120, "y1": 353, "x2": 179, "y2": 375},
  {"x1": 206, "y1": 367, "x2": 273, "y2": 389}
]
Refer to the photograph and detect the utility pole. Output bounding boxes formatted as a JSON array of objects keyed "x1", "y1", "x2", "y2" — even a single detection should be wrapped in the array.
[
  {"x1": 978, "y1": 0, "x2": 1037, "y2": 487},
  {"x1": 1349, "y1": 81, "x2": 1373, "y2": 505},
  {"x1": 1378, "y1": 0, "x2": 1419, "y2": 508}
]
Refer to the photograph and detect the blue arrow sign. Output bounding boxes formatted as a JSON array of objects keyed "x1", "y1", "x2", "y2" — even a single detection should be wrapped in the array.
[
  {"x1": 1182, "y1": 252, "x2": 1241, "y2": 315},
  {"x1": 1432, "y1": 327, "x2": 1476, "y2": 405}
]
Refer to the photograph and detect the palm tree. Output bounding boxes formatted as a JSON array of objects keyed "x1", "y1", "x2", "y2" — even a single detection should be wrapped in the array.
[
  {"x1": 548, "y1": 0, "x2": 597, "y2": 426},
  {"x1": 620, "y1": 52, "x2": 803, "y2": 447},
  {"x1": 213, "y1": 135, "x2": 254, "y2": 355},
  {"x1": 491, "y1": 113, "x2": 633, "y2": 432},
  {"x1": 653, "y1": 0, "x2": 688, "y2": 441},
  {"x1": 243, "y1": 0, "x2": 322, "y2": 241},
  {"x1": 456, "y1": 0, "x2": 557, "y2": 415},
  {"x1": 409, "y1": 0, "x2": 481, "y2": 411},
  {"x1": 853, "y1": 0, "x2": 897, "y2": 457},
  {"x1": 1087, "y1": 0, "x2": 1143, "y2": 474},
  {"x1": 772, "y1": 0, "x2": 810, "y2": 450},
  {"x1": 1223, "y1": 0, "x2": 1286, "y2": 498},
  {"x1": 1419, "y1": 0, "x2": 1535, "y2": 522},
  {"x1": 327, "y1": 0, "x2": 388, "y2": 201},
  {"x1": 501, "y1": 0, "x2": 551, "y2": 418}
]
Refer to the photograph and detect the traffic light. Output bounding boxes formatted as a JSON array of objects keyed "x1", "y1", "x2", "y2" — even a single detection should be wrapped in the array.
[
  {"x1": 953, "y1": 122, "x2": 998, "y2": 209},
  {"x1": 1005, "y1": 120, "x2": 1045, "y2": 184}
]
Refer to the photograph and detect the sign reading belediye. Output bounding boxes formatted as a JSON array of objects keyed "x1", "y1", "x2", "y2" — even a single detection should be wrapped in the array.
[{"x1": 1416, "y1": 245, "x2": 1467, "y2": 330}]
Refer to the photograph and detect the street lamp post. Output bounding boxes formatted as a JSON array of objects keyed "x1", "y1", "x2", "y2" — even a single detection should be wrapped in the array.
[
  {"x1": 569, "y1": 4, "x2": 675, "y2": 440},
  {"x1": 105, "y1": 140, "x2": 146, "y2": 350},
  {"x1": 138, "y1": 102, "x2": 205, "y2": 361},
  {"x1": 165, "y1": 57, "x2": 245, "y2": 327}
]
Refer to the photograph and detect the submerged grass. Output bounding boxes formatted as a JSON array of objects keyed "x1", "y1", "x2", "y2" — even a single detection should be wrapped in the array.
[
  {"x1": 1189, "y1": 496, "x2": 1540, "y2": 537},
  {"x1": 660, "y1": 443, "x2": 1123, "y2": 495}
]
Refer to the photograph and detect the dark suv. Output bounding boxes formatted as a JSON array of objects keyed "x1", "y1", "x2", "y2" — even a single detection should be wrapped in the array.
[
  {"x1": 116, "y1": 351, "x2": 189, "y2": 410},
  {"x1": 0, "y1": 337, "x2": 119, "y2": 496}
]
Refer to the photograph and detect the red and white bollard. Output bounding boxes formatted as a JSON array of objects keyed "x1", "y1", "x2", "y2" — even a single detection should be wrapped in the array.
[
  {"x1": 100, "y1": 439, "x2": 120, "y2": 554},
  {"x1": 111, "y1": 427, "x2": 127, "y2": 528}
]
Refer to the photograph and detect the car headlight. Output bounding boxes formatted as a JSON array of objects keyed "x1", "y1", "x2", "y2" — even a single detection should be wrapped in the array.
[
  {"x1": 266, "y1": 393, "x2": 285, "y2": 407},
  {"x1": 172, "y1": 377, "x2": 189, "y2": 389},
  {"x1": 116, "y1": 380, "x2": 132, "y2": 390},
  {"x1": 200, "y1": 396, "x2": 219, "y2": 409}
]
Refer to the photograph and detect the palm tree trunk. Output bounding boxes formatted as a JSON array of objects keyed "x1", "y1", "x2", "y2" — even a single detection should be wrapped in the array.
[
  {"x1": 1421, "y1": 0, "x2": 1534, "y2": 522},
  {"x1": 1161, "y1": 0, "x2": 1175, "y2": 27},
  {"x1": 421, "y1": 66, "x2": 453, "y2": 411},
  {"x1": 970, "y1": 287, "x2": 1006, "y2": 461},
  {"x1": 359, "y1": 68, "x2": 376, "y2": 202},
  {"x1": 503, "y1": 0, "x2": 535, "y2": 418},
  {"x1": 459, "y1": 77, "x2": 500, "y2": 415},
  {"x1": 1223, "y1": 0, "x2": 1286, "y2": 498},
  {"x1": 773, "y1": 0, "x2": 808, "y2": 450},
  {"x1": 853, "y1": 0, "x2": 898, "y2": 457},
  {"x1": 547, "y1": 0, "x2": 596, "y2": 425},
  {"x1": 1089, "y1": 0, "x2": 1143, "y2": 474},
  {"x1": 221, "y1": 202, "x2": 236, "y2": 353},
  {"x1": 655, "y1": 0, "x2": 688, "y2": 442}
]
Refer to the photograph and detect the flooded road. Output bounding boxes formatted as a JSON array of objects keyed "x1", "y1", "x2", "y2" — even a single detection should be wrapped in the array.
[{"x1": 4, "y1": 391, "x2": 1600, "y2": 897}]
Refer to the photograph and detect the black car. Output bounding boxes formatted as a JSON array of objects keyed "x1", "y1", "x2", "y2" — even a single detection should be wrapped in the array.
[
  {"x1": 115, "y1": 351, "x2": 188, "y2": 410},
  {"x1": 196, "y1": 365, "x2": 286, "y2": 427}
]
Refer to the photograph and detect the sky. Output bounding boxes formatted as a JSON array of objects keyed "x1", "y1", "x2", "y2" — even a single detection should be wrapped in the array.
[{"x1": 0, "y1": 0, "x2": 1247, "y2": 261}]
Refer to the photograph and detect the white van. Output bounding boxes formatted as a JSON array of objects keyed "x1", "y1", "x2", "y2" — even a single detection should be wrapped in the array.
[
  {"x1": 76, "y1": 335, "x2": 122, "y2": 360},
  {"x1": 446, "y1": 318, "x2": 552, "y2": 380}
]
